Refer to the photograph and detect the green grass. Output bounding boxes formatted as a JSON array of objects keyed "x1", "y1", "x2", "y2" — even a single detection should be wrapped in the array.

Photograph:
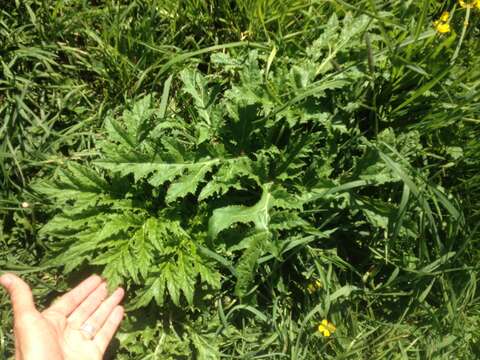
[{"x1": 1, "y1": 0, "x2": 480, "y2": 359}]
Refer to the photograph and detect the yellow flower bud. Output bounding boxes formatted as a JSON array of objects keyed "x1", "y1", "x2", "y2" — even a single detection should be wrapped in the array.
[{"x1": 306, "y1": 279, "x2": 322, "y2": 294}]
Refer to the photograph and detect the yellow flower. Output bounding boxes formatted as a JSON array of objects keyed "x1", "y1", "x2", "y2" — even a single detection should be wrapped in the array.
[
  {"x1": 440, "y1": 11, "x2": 450, "y2": 22},
  {"x1": 434, "y1": 19, "x2": 451, "y2": 33},
  {"x1": 459, "y1": 0, "x2": 480, "y2": 8},
  {"x1": 307, "y1": 279, "x2": 322, "y2": 294},
  {"x1": 318, "y1": 319, "x2": 336, "y2": 337},
  {"x1": 433, "y1": 10, "x2": 452, "y2": 34}
]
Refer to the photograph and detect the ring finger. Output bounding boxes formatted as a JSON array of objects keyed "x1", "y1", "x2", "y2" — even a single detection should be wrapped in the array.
[
  {"x1": 81, "y1": 287, "x2": 124, "y2": 336},
  {"x1": 67, "y1": 282, "x2": 108, "y2": 328}
]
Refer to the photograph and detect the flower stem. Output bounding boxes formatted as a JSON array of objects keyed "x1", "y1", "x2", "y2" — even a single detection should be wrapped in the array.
[{"x1": 451, "y1": 6, "x2": 471, "y2": 64}]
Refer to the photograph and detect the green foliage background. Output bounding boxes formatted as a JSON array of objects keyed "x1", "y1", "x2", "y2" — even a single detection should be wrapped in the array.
[{"x1": 1, "y1": 0, "x2": 479, "y2": 358}]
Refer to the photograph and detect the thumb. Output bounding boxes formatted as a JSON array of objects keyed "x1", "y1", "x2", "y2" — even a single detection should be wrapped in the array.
[{"x1": 0, "y1": 273, "x2": 36, "y2": 316}]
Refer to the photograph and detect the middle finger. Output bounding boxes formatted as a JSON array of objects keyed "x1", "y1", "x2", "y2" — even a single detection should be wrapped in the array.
[
  {"x1": 67, "y1": 282, "x2": 108, "y2": 328},
  {"x1": 84, "y1": 287, "x2": 124, "y2": 336}
]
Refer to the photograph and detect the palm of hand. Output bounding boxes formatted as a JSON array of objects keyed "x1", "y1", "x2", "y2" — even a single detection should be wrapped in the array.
[
  {"x1": 20, "y1": 310, "x2": 102, "y2": 360},
  {"x1": 2, "y1": 274, "x2": 124, "y2": 360}
]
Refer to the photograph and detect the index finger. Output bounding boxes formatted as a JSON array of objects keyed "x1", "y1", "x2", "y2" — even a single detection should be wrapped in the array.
[
  {"x1": 0, "y1": 273, "x2": 36, "y2": 316},
  {"x1": 46, "y1": 275, "x2": 103, "y2": 316}
]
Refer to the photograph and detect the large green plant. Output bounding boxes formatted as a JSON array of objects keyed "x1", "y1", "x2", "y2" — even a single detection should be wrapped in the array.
[{"x1": 33, "y1": 12, "x2": 464, "y2": 358}]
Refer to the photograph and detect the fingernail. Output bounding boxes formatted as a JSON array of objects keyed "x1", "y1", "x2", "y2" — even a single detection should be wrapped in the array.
[{"x1": 0, "y1": 274, "x2": 13, "y2": 288}]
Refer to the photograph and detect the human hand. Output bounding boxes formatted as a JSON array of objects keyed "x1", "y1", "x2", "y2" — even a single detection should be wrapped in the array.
[{"x1": 0, "y1": 273, "x2": 124, "y2": 360}]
